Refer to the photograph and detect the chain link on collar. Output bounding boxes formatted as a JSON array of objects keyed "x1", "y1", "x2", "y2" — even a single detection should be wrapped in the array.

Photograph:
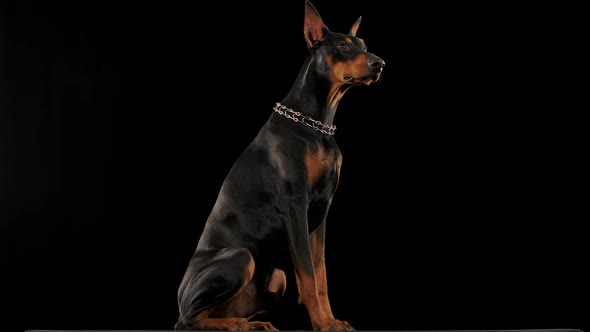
[{"x1": 273, "y1": 102, "x2": 336, "y2": 136}]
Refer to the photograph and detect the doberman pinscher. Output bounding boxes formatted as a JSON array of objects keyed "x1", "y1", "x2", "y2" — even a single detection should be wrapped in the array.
[{"x1": 175, "y1": 1, "x2": 384, "y2": 330}]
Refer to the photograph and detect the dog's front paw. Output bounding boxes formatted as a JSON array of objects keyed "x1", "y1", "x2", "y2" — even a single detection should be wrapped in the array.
[{"x1": 312, "y1": 318, "x2": 354, "y2": 331}]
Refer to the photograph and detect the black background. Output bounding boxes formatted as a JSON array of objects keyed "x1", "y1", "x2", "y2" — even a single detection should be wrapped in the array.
[{"x1": 1, "y1": 1, "x2": 586, "y2": 332}]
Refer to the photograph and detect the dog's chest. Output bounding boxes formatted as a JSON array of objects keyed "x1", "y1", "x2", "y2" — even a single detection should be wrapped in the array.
[{"x1": 303, "y1": 145, "x2": 341, "y2": 189}]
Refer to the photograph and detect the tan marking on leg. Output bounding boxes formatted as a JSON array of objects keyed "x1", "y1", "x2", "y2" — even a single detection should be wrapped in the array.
[{"x1": 267, "y1": 268, "x2": 286, "y2": 297}]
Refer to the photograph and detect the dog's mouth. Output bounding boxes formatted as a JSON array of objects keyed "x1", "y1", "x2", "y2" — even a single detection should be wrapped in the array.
[
  {"x1": 344, "y1": 69, "x2": 382, "y2": 85},
  {"x1": 371, "y1": 69, "x2": 383, "y2": 82}
]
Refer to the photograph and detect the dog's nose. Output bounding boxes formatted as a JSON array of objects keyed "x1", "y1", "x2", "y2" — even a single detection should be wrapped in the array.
[{"x1": 368, "y1": 55, "x2": 385, "y2": 69}]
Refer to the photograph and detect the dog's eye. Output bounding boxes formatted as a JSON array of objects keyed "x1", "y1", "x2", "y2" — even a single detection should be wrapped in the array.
[{"x1": 338, "y1": 42, "x2": 348, "y2": 50}]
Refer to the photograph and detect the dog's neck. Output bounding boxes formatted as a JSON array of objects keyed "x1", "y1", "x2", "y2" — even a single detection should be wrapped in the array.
[{"x1": 280, "y1": 55, "x2": 352, "y2": 127}]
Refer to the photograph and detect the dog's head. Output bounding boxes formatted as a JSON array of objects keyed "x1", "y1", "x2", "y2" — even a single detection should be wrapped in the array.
[{"x1": 303, "y1": 0, "x2": 385, "y2": 87}]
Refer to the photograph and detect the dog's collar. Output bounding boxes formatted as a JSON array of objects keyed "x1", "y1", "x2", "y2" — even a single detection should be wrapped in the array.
[{"x1": 273, "y1": 102, "x2": 336, "y2": 136}]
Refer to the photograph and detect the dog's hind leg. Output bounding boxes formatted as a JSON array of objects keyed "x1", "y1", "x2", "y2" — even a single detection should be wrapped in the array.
[{"x1": 175, "y1": 247, "x2": 280, "y2": 331}]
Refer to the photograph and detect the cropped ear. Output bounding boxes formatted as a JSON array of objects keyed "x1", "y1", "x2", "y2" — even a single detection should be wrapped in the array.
[
  {"x1": 350, "y1": 16, "x2": 362, "y2": 37},
  {"x1": 304, "y1": 1, "x2": 328, "y2": 47}
]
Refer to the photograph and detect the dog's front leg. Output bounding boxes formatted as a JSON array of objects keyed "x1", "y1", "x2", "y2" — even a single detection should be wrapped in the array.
[
  {"x1": 310, "y1": 220, "x2": 334, "y2": 319},
  {"x1": 286, "y1": 203, "x2": 353, "y2": 331}
]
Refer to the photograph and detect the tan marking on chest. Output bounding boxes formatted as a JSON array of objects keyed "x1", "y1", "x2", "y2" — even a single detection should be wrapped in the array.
[{"x1": 304, "y1": 147, "x2": 338, "y2": 187}]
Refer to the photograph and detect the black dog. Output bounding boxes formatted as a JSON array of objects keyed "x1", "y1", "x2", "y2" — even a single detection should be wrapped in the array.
[{"x1": 175, "y1": 1, "x2": 384, "y2": 330}]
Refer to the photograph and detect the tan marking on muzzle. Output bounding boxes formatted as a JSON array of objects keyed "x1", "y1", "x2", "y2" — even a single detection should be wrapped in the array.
[{"x1": 329, "y1": 53, "x2": 372, "y2": 83}]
